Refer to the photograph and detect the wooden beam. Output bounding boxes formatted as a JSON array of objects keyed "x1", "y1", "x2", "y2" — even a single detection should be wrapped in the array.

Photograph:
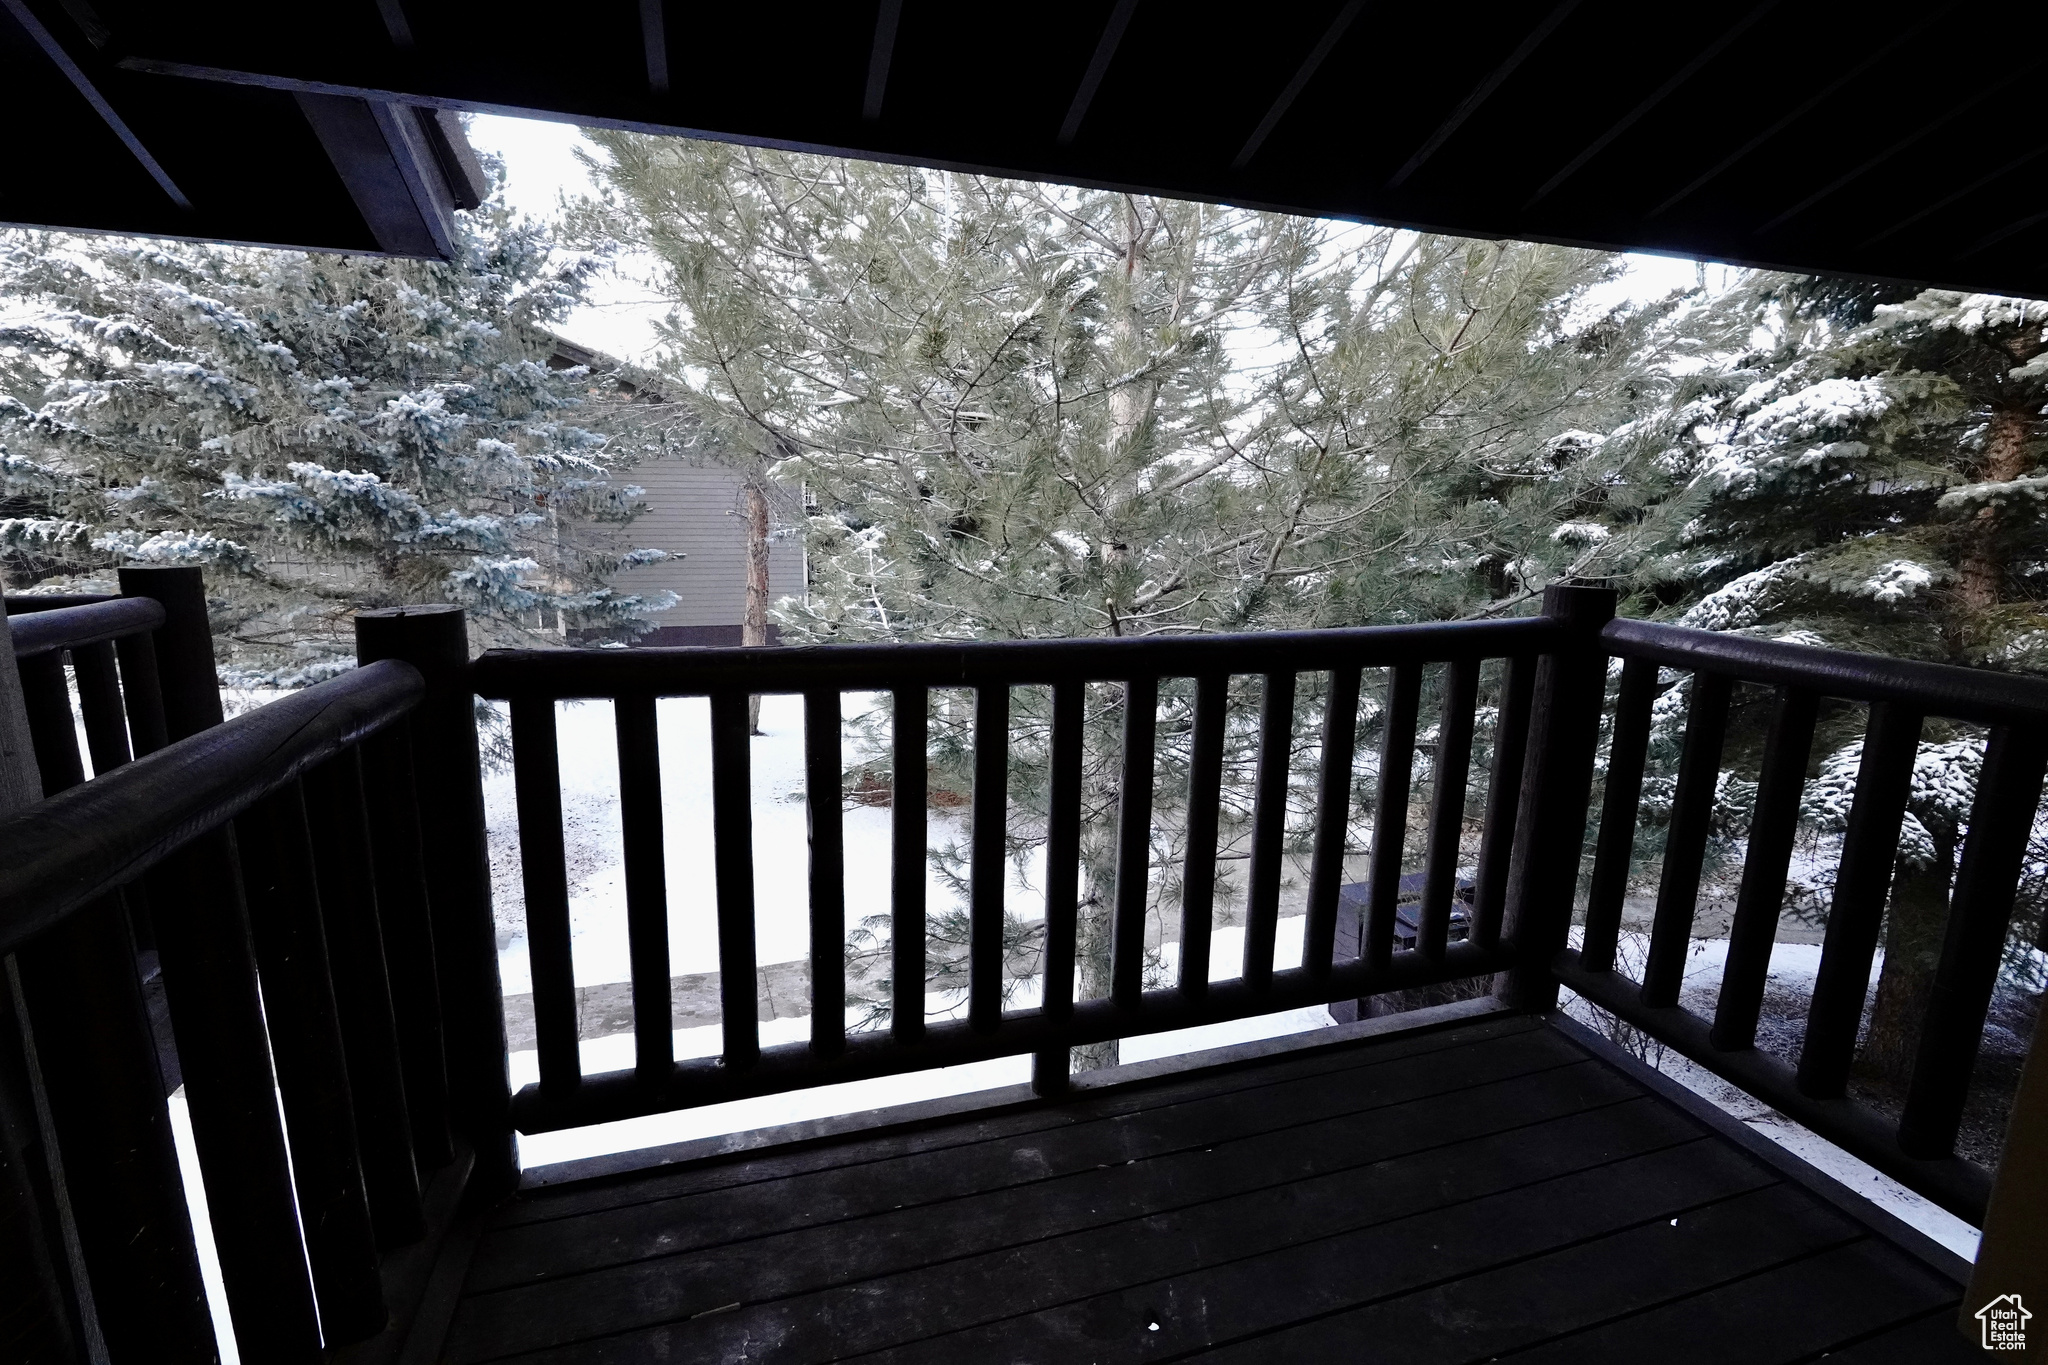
[
  {"x1": 1647, "y1": 11, "x2": 1943, "y2": 220},
  {"x1": 1523, "y1": 0, "x2": 1779, "y2": 209},
  {"x1": 1385, "y1": 0, "x2": 1581, "y2": 188},
  {"x1": 639, "y1": 0, "x2": 668, "y2": 97},
  {"x1": 1230, "y1": 0, "x2": 1363, "y2": 170},
  {"x1": 0, "y1": 0, "x2": 191, "y2": 210},
  {"x1": 1057, "y1": 0, "x2": 1139, "y2": 147},
  {"x1": 862, "y1": 0, "x2": 900, "y2": 122},
  {"x1": 295, "y1": 92, "x2": 460, "y2": 258},
  {"x1": 1753, "y1": 62, "x2": 2034, "y2": 237}
]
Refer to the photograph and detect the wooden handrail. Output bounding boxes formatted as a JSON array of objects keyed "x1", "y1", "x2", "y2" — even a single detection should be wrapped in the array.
[{"x1": 0, "y1": 659, "x2": 423, "y2": 956}]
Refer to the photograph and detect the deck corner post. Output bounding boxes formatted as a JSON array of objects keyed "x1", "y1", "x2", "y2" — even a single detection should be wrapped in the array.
[
  {"x1": 1496, "y1": 582, "x2": 1616, "y2": 1014},
  {"x1": 1964, "y1": 1023, "x2": 2048, "y2": 1345},
  {"x1": 115, "y1": 565, "x2": 222, "y2": 739},
  {"x1": 356, "y1": 605, "x2": 517, "y2": 1197}
]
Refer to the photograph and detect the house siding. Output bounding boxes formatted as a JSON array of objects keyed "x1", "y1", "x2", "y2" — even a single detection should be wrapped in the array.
[{"x1": 613, "y1": 456, "x2": 805, "y2": 644}]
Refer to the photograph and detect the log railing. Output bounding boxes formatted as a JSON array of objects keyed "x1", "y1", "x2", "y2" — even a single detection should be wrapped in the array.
[
  {"x1": 0, "y1": 573, "x2": 476, "y2": 1363},
  {"x1": 7, "y1": 575, "x2": 2048, "y2": 1358},
  {"x1": 465, "y1": 602, "x2": 1592, "y2": 1132},
  {"x1": 1556, "y1": 615, "x2": 2048, "y2": 1226}
]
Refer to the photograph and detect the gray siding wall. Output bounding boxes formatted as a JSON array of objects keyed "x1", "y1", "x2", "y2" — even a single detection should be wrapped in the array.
[{"x1": 613, "y1": 457, "x2": 804, "y2": 628}]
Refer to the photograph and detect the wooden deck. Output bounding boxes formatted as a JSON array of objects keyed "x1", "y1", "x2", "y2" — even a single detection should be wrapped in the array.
[{"x1": 428, "y1": 1007, "x2": 1978, "y2": 1363}]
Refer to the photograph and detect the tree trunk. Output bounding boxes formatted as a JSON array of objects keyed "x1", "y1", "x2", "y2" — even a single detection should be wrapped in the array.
[
  {"x1": 1858, "y1": 833, "x2": 1956, "y2": 1088},
  {"x1": 1956, "y1": 403, "x2": 2033, "y2": 614},
  {"x1": 1071, "y1": 880, "x2": 1118, "y2": 1072},
  {"x1": 743, "y1": 481, "x2": 771, "y2": 735}
]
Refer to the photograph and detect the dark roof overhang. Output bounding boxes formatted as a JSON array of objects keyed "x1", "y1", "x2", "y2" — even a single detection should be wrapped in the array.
[{"x1": 6, "y1": 1, "x2": 2045, "y2": 292}]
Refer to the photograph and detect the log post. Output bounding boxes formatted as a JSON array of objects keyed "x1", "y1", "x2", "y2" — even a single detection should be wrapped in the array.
[
  {"x1": 356, "y1": 605, "x2": 517, "y2": 1195},
  {"x1": 1496, "y1": 582, "x2": 1616, "y2": 1013},
  {"x1": 3, "y1": 592, "x2": 219, "y2": 1362},
  {"x1": 115, "y1": 567, "x2": 222, "y2": 739},
  {"x1": 0, "y1": 595, "x2": 86, "y2": 1364},
  {"x1": 1962, "y1": 1031, "x2": 2048, "y2": 1345}
]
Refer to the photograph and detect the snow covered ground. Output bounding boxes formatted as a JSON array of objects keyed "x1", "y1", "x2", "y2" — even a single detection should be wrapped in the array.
[{"x1": 485, "y1": 694, "x2": 1341, "y2": 1168}]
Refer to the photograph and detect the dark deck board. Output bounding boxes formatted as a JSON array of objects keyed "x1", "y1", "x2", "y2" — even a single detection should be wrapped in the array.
[
  {"x1": 1806, "y1": 1309, "x2": 1971, "y2": 1362},
  {"x1": 488, "y1": 1012, "x2": 1546, "y2": 1229},
  {"x1": 469, "y1": 1020, "x2": 1577, "y2": 1294},
  {"x1": 1486, "y1": 1239, "x2": 1960, "y2": 1365},
  {"x1": 437, "y1": 1010, "x2": 1976, "y2": 1364}
]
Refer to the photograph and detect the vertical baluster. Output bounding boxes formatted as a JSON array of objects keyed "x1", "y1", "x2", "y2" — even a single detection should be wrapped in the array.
[
  {"x1": 112, "y1": 629, "x2": 169, "y2": 758},
  {"x1": 1364, "y1": 664, "x2": 1422, "y2": 970},
  {"x1": 1582, "y1": 656, "x2": 1657, "y2": 972},
  {"x1": 1303, "y1": 667, "x2": 1362, "y2": 979},
  {"x1": 1497, "y1": 585, "x2": 1617, "y2": 1012},
  {"x1": 1797, "y1": 702, "x2": 1923, "y2": 1098},
  {"x1": 1242, "y1": 672, "x2": 1296, "y2": 990},
  {"x1": 150, "y1": 824, "x2": 322, "y2": 1359},
  {"x1": 1640, "y1": 671, "x2": 1734, "y2": 1007},
  {"x1": 1898, "y1": 726, "x2": 2048, "y2": 1157},
  {"x1": 113, "y1": 571, "x2": 323, "y2": 1353},
  {"x1": 71, "y1": 641, "x2": 133, "y2": 775},
  {"x1": 303, "y1": 751, "x2": 422, "y2": 1248},
  {"x1": 804, "y1": 691, "x2": 845, "y2": 1057},
  {"x1": 709, "y1": 691, "x2": 760, "y2": 1068},
  {"x1": 16, "y1": 655, "x2": 84, "y2": 791},
  {"x1": 1419, "y1": 657, "x2": 1481, "y2": 961},
  {"x1": 359, "y1": 724, "x2": 452, "y2": 1169},
  {"x1": 1710, "y1": 686, "x2": 1819, "y2": 1051},
  {"x1": 1177, "y1": 674, "x2": 1227, "y2": 996},
  {"x1": 104, "y1": 630, "x2": 167, "y2": 953},
  {"x1": 1110, "y1": 678, "x2": 1158, "y2": 1009},
  {"x1": 969, "y1": 685, "x2": 1012, "y2": 1032},
  {"x1": 1033, "y1": 683, "x2": 1083, "y2": 1096},
  {"x1": 891, "y1": 686, "x2": 927, "y2": 1044},
  {"x1": 356, "y1": 606, "x2": 515, "y2": 1193},
  {"x1": 1470, "y1": 654, "x2": 1535, "y2": 949},
  {"x1": 11, "y1": 914, "x2": 217, "y2": 1364},
  {"x1": 614, "y1": 695, "x2": 674, "y2": 1078},
  {"x1": 0, "y1": 955, "x2": 86, "y2": 1363},
  {"x1": 237, "y1": 785, "x2": 385, "y2": 1343},
  {"x1": 510, "y1": 698, "x2": 579, "y2": 1099}
]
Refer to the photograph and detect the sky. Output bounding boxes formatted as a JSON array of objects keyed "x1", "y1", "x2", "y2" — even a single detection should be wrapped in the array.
[{"x1": 465, "y1": 113, "x2": 1737, "y2": 370}]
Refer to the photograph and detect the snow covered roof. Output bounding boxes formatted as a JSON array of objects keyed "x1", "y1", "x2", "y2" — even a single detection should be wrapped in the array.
[{"x1": 8, "y1": 2, "x2": 2047, "y2": 292}]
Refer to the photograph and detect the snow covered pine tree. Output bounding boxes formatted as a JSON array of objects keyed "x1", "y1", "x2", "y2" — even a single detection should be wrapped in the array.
[
  {"x1": 0, "y1": 174, "x2": 674, "y2": 685},
  {"x1": 1647, "y1": 278, "x2": 2048, "y2": 1084}
]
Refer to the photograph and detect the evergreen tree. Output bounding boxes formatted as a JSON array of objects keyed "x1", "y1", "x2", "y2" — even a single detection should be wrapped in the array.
[
  {"x1": 574, "y1": 137, "x2": 1674, "y2": 1065},
  {"x1": 1639, "y1": 277, "x2": 2048, "y2": 1084},
  {"x1": 0, "y1": 181, "x2": 675, "y2": 684}
]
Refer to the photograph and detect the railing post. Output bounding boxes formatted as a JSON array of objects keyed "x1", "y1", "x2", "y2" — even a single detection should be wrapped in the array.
[
  {"x1": 0, "y1": 597, "x2": 91, "y2": 1365},
  {"x1": 116, "y1": 567, "x2": 222, "y2": 740},
  {"x1": 1496, "y1": 582, "x2": 1616, "y2": 1013},
  {"x1": 6, "y1": 593, "x2": 219, "y2": 1363},
  {"x1": 356, "y1": 606, "x2": 516, "y2": 1195}
]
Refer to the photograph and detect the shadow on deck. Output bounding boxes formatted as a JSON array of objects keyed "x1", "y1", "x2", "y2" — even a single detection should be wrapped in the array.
[{"x1": 422, "y1": 1003, "x2": 1975, "y2": 1363}]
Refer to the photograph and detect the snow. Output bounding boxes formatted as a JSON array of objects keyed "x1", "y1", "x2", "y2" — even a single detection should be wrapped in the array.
[
  {"x1": 1741, "y1": 377, "x2": 1889, "y2": 442},
  {"x1": 510, "y1": 926, "x2": 1337, "y2": 1170},
  {"x1": 167, "y1": 1090, "x2": 242, "y2": 1365},
  {"x1": 1938, "y1": 472, "x2": 2048, "y2": 513},
  {"x1": 1857, "y1": 558, "x2": 1936, "y2": 603},
  {"x1": 491, "y1": 698, "x2": 1342, "y2": 1169}
]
